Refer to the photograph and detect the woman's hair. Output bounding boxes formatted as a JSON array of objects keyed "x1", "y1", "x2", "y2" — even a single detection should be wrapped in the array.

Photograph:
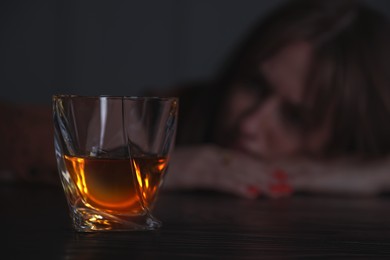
[{"x1": 211, "y1": 0, "x2": 390, "y2": 158}]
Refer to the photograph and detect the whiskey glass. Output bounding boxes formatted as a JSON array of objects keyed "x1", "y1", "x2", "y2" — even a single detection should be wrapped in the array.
[{"x1": 53, "y1": 95, "x2": 178, "y2": 232}]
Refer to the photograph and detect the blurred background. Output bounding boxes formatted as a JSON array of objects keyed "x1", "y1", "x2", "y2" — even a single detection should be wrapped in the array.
[{"x1": 1, "y1": 0, "x2": 389, "y2": 104}]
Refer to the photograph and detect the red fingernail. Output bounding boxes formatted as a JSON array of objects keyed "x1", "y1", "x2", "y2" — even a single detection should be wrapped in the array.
[{"x1": 247, "y1": 185, "x2": 261, "y2": 197}]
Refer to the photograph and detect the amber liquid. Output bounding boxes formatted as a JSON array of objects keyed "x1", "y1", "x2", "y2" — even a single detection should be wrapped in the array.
[{"x1": 64, "y1": 155, "x2": 168, "y2": 215}]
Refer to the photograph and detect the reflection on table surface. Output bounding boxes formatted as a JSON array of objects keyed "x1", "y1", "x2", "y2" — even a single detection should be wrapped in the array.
[{"x1": 2, "y1": 183, "x2": 390, "y2": 259}]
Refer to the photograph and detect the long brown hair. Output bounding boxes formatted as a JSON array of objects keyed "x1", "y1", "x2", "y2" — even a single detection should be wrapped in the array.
[{"x1": 210, "y1": 0, "x2": 390, "y2": 158}]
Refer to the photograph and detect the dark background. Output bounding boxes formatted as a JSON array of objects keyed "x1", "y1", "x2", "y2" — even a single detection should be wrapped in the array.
[{"x1": 1, "y1": 0, "x2": 389, "y2": 104}]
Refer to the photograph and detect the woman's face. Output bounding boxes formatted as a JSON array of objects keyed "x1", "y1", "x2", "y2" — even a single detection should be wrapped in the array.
[{"x1": 222, "y1": 41, "x2": 331, "y2": 160}]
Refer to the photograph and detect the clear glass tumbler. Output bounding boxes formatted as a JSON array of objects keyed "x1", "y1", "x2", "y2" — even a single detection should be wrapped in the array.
[{"x1": 53, "y1": 95, "x2": 178, "y2": 232}]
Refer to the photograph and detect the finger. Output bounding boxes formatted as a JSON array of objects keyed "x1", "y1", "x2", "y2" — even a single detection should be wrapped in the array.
[
  {"x1": 211, "y1": 176, "x2": 262, "y2": 199},
  {"x1": 263, "y1": 169, "x2": 294, "y2": 198}
]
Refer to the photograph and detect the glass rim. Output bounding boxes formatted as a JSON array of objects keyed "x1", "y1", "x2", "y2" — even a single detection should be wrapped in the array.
[{"x1": 52, "y1": 94, "x2": 178, "y2": 101}]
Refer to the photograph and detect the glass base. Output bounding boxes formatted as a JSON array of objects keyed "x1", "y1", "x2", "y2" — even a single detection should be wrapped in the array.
[{"x1": 69, "y1": 206, "x2": 161, "y2": 232}]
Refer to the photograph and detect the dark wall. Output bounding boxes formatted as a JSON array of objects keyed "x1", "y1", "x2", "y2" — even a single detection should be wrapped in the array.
[{"x1": 1, "y1": 0, "x2": 389, "y2": 104}]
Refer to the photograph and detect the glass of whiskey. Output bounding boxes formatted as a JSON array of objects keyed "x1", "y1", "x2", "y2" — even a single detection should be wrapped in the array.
[{"x1": 53, "y1": 95, "x2": 178, "y2": 232}]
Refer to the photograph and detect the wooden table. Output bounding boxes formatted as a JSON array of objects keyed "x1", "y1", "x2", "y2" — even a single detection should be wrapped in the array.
[{"x1": 2, "y1": 183, "x2": 390, "y2": 259}]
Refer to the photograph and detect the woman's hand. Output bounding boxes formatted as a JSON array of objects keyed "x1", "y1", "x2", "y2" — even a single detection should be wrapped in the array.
[
  {"x1": 164, "y1": 144, "x2": 390, "y2": 198},
  {"x1": 164, "y1": 144, "x2": 293, "y2": 199}
]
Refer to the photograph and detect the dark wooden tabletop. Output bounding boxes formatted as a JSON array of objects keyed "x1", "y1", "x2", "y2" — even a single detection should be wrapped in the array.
[{"x1": 2, "y1": 183, "x2": 390, "y2": 259}]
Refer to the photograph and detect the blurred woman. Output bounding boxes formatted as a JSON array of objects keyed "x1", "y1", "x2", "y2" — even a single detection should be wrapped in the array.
[{"x1": 163, "y1": 0, "x2": 390, "y2": 198}]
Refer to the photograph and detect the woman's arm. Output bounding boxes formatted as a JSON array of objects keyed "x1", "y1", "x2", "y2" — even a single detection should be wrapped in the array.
[
  {"x1": 164, "y1": 144, "x2": 390, "y2": 198},
  {"x1": 284, "y1": 156, "x2": 390, "y2": 196}
]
